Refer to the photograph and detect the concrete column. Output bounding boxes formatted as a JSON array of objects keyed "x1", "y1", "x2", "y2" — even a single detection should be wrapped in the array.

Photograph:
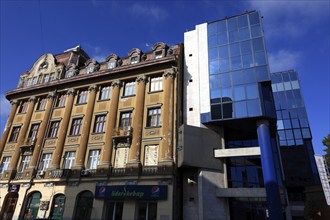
[
  {"x1": 257, "y1": 120, "x2": 284, "y2": 220},
  {"x1": 0, "y1": 99, "x2": 19, "y2": 155},
  {"x1": 160, "y1": 68, "x2": 176, "y2": 162},
  {"x1": 128, "y1": 75, "x2": 146, "y2": 164},
  {"x1": 28, "y1": 91, "x2": 56, "y2": 169},
  {"x1": 51, "y1": 89, "x2": 75, "y2": 169},
  {"x1": 8, "y1": 96, "x2": 37, "y2": 170},
  {"x1": 74, "y1": 84, "x2": 97, "y2": 169},
  {"x1": 99, "y1": 80, "x2": 120, "y2": 168}
]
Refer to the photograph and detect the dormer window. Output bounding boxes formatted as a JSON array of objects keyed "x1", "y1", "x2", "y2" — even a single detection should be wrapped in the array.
[
  {"x1": 65, "y1": 70, "x2": 75, "y2": 78},
  {"x1": 107, "y1": 61, "x2": 116, "y2": 69},
  {"x1": 86, "y1": 66, "x2": 94, "y2": 74},
  {"x1": 154, "y1": 50, "x2": 164, "y2": 59},
  {"x1": 49, "y1": 72, "x2": 56, "y2": 81},
  {"x1": 130, "y1": 56, "x2": 139, "y2": 64},
  {"x1": 32, "y1": 76, "x2": 38, "y2": 85},
  {"x1": 26, "y1": 78, "x2": 32, "y2": 87},
  {"x1": 39, "y1": 61, "x2": 48, "y2": 70},
  {"x1": 43, "y1": 74, "x2": 49, "y2": 83}
]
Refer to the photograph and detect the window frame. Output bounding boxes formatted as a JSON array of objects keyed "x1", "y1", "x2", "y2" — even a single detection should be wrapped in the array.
[
  {"x1": 144, "y1": 145, "x2": 159, "y2": 166},
  {"x1": 123, "y1": 81, "x2": 136, "y2": 96},
  {"x1": 119, "y1": 111, "x2": 132, "y2": 128},
  {"x1": 56, "y1": 94, "x2": 66, "y2": 107},
  {"x1": 114, "y1": 147, "x2": 129, "y2": 168},
  {"x1": 0, "y1": 156, "x2": 11, "y2": 174},
  {"x1": 18, "y1": 155, "x2": 31, "y2": 173},
  {"x1": 48, "y1": 121, "x2": 60, "y2": 138},
  {"x1": 77, "y1": 90, "x2": 88, "y2": 104},
  {"x1": 37, "y1": 98, "x2": 47, "y2": 111},
  {"x1": 28, "y1": 123, "x2": 40, "y2": 140},
  {"x1": 93, "y1": 115, "x2": 106, "y2": 133},
  {"x1": 19, "y1": 101, "x2": 29, "y2": 113},
  {"x1": 150, "y1": 76, "x2": 163, "y2": 92},
  {"x1": 9, "y1": 126, "x2": 21, "y2": 142},
  {"x1": 87, "y1": 149, "x2": 101, "y2": 170},
  {"x1": 99, "y1": 86, "x2": 111, "y2": 100},
  {"x1": 39, "y1": 153, "x2": 52, "y2": 171},
  {"x1": 70, "y1": 118, "x2": 83, "y2": 136},
  {"x1": 146, "y1": 107, "x2": 162, "y2": 127},
  {"x1": 63, "y1": 151, "x2": 76, "y2": 169}
]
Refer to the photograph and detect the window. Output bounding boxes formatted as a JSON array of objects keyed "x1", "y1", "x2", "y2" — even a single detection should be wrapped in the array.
[
  {"x1": 103, "y1": 201, "x2": 123, "y2": 220},
  {"x1": 63, "y1": 151, "x2": 76, "y2": 169},
  {"x1": 19, "y1": 155, "x2": 31, "y2": 172},
  {"x1": 87, "y1": 150, "x2": 100, "y2": 169},
  {"x1": 0, "y1": 157, "x2": 11, "y2": 174},
  {"x1": 135, "y1": 202, "x2": 157, "y2": 220},
  {"x1": 28, "y1": 124, "x2": 39, "y2": 141},
  {"x1": 86, "y1": 66, "x2": 94, "y2": 74},
  {"x1": 39, "y1": 154, "x2": 52, "y2": 171},
  {"x1": 65, "y1": 70, "x2": 75, "y2": 78},
  {"x1": 19, "y1": 101, "x2": 28, "y2": 113},
  {"x1": 99, "y1": 86, "x2": 111, "y2": 100},
  {"x1": 120, "y1": 112, "x2": 132, "y2": 128},
  {"x1": 9, "y1": 126, "x2": 21, "y2": 142},
  {"x1": 27, "y1": 78, "x2": 32, "y2": 87},
  {"x1": 107, "y1": 61, "x2": 116, "y2": 69},
  {"x1": 37, "y1": 98, "x2": 47, "y2": 110},
  {"x1": 73, "y1": 191, "x2": 93, "y2": 220},
  {"x1": 23, "y1": 192, "x2": 41, "y2": 220},
  {"x1": 56, "y1": 94, "x2": 66, "y2": 107},
  {"x1": 94, "y1": 115, "x2": 106, "y2": 133},
  {"x1": 48, "y1": 121, "x2": 60, "y2": 138},
  {"x1": 147, "y1": 108, "x2": 161, "y2": 127},
  {"x1": 43, "y1": 74, "x2": 49, "y2": 83},
  {"x1": 114, "y1": 147, "x2": 129, "y2": 168},
  {"x1": 32, "y1": 76, "x2": 38, "y2": 85},
  {"x1": 144, "y1": 145, "x2": 159, "y2": 166},
  {"x1": 154, "y1": 50, "x2": 163, "y2": 59},
  {"x1": 70, "y1": 118, "x2": 83, "y2": 136},
  {"x1": 130, "y1": 56, "x2": 139, "y2": 64},
  {"x1": 123, "y1": 82, "x2": 136, "y2": 96},
  {"x1": 49, "y1": 72, "x2": 56, "y2": 81},
  {"x1": 77, "y1": 90, "x2": 88, "y2": 104},
  {"x1": 150, "y1": 76, "x2": 162, "y2": 92}
]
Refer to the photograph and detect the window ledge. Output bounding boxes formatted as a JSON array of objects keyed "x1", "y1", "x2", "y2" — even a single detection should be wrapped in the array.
[
  {"x1": 145, "y1": 126, "x2": 162, "y2": 129},
  {"x1": 121, "y1": 94, "x2": 136, "y2": 98},
  {"x1": 75, "y1": 103, "x2": 87, "y2": 106},
  {"x1": 97, "y1": 99, "x2": 110, "y2": 102},
  {"x1": 148, "y1": 90, "x2": 163, "y2": 94}
]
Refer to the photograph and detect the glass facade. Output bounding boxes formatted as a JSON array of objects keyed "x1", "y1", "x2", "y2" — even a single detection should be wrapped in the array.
[
  {"x1": 271, "y1": 70, "x2": 311, "y2": 146},
  {"x1": 207, "y1": 11, "x2": 271, "y2": 121}
]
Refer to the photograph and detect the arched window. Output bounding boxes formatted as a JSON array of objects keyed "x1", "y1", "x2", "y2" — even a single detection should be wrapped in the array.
[
  {"x1": 49, "y1": 194, "x2": 66, "y2": 220},
  {"x1": 23, "y1": 191, "x2": 41, "y2": 220},
  {"x1": 0, "y1": 192, "x2": 18, "y2": 220},
  {"x1": 73, "y1": 191, "x2": 94, "y2": 220}
]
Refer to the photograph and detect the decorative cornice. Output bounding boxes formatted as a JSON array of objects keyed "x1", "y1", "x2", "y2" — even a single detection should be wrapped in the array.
[
  {"x1": 88, "y1": 84, "x2": 98, "y2": 92},
  {"x1": 136, "y1": 75, "x2": 147, "y2": 84},
  {"x1": 67, "y1": 88, "x2": 75, "y2": 96},
  {"x1": 111, "y1": 80, "x2": 121, "y2": 88},
  {"x1": 164, "y1": 67, "x2": 177, "y2": 79},
  {"x1": 10, "y1": 99, "x2": 19, "y2": 105},
  {"x1": 47, "y1": 91, "x2": 57, "y2": 99},
  {"x1": 28, "y1": 96, "x2": 37, "y2": 102}
]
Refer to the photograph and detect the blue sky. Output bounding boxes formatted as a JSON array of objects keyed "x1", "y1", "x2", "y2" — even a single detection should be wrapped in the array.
[{"x1": 0, "y1": 0, "x2": 329, "y2": 155}]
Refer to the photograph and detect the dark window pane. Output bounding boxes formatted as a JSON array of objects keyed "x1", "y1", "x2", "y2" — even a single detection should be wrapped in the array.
[
  {"x1": 302, "y1": 128, "x2": 311, "y2": 138},
  {"x1": 220, "y1": 72, "x2": 231, "y2": 87},
  {"x1": 252, "y1": 38, "x2": 264, "y2": 52},
  {"x1": 218, "y1": 34, "x2": 228, "y2": 45},
  {"x1": 271, "y1": 74, "x2": 282, "y2": 83},
  {"x1": 230, "y1": 43, "x2": 240, "y2": 57},
  {"x1": 208, "y1": 35, "x2": 217, "y2": 47},
  {"x1": 228, "y1": 17, "x2": 237, "y2": 31},
  {"x1": 246, "y1": 84, "x2": 258, "y2": 99},
  {"x1": 292, "y1": 119, "x2": 300, "y2": 128},
  {"x1": 219, "y1": 45, "x2": 229, "y2": 59},
  {"x1": 211, "y1": 104, "x2": 222, "y2": 119},
  {"x1": 280, "y1": 140, "x2": 287, "y2": 146},
  {"x1": 209, "y1": 48, "x2": 218, "y2": 60},
  {"x1": 218, "y1": 21, "x2": 227, "y2": 32},
  {"x1": 282, "y1": 110, "x2": 289, "y2": 119},
  {"x1": 249, "y1": 12, "x2": 260, "y2": 25},
  {"x1": 223, "y1": 103, "x2": 233, "y2": 118},
  {"x1": 234, "y1": 85, "x2": 246, "y2": 101},
  {"x1": 285, "y1": 130, "x2": 294, "y2": 139},
  {"x1": 235, "y1": 101, "x2": 248, "y2": 118},
  {"x1": 247, "y1": 99, "x2": 261, "y2": 116},
  {"x1": 294, "y1": 129, "x2": 302, "y2": 139},
  {"x1": 244, "y1": 68, "x2": 256, "y2": 83},
  {"x1": 255, "y1": 66, "x2": 269, "y2": 81},
  {"x1": 278, "y1": 130, "x2": 286, "y2": 140},
  {"x1": 208, "y1": 23, "x2": 217, "y2": 35},
  {"x1": 289, "y1": 71, "x2": 298, "y2": 81},
  {"x1": 219, "y1": 58, "x2": 230, "y2": 73},
  {"x1": 238, "y1": 15, "x2": 248, "y2": 28},
  {"x1": 288, "y1": 109, "x2": 297, "y2": 118},
  {"x1": 296, "y1": 139, "x2": 303, "y2": 145},
  {"x1": 299, "y1": 118, "x2": 309, "y2": 127},
  {"x1": 239, "y1": 27, "x2": 250, "y2": 41},
  {"x1": 276, "y1": 111, "x2": 282, "y2": 119},
  {"x1": 251, "y1": 24, "x2": 262, "y2": 38},
  {"x1": 283, "y1": 119, "x2": 291, "y2": 129},
  {"x1": 232, "y1": 70, "x2": 245, "y2": 85},
  {"x1": 254, "y1": 52, "x2": 267, "y2": 66},
  {"x1": 231, "y1": 56, "x2": 242, "y2": 71},
  {"x1": 282, "y1": 72, "x2": 290, "y2": 81},
  {"x1": 287, "y1": 140, "x2": 295, "y2": 146}
]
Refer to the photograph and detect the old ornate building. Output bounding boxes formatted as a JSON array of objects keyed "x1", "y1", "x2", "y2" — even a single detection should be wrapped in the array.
[{"x1": 0, "y1": 43, "x2": 183, "y2": 220}]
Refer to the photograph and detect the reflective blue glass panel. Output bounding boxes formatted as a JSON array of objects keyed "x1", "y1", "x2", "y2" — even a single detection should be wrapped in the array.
[
  {"x1": 208, "y1": 35, "x2": 217, "y2": 47},
  {"x1": 232, "y1": 70, "x2": 245, "y2": 85},
  {"x1": 228, "y1": 17, "x2": 237, "y2": 31},
  {"x1": 208, "y1": 23, "x2": 217, "y2": 35},
  {"x1": 218, "y1": 21, "x2": 227, "y2": 33},
  {"x1": 234, "y1": 101, "x2": 248, "y2": 118},
  {"x1": 247, "y1": 99, "x2": 261, "y2": 116},
  {"x1": 230, "y1": 43, "x2": 240, "y2": 57},
  {"x1": 251, "y1": 24, "x2": 262, "y2": 38},
  {"x1": 246, "y1": 84, "x2": 258, "y2": 99},
  {"x1": 238, "y1": 15, "x2": 248, "y2": 28},
  {"x1": 220, "y1": 72, "x2": 231, "y2": 87},
  {"x1": 219, "y1": 58, "x2": 230, "y2": 73},
  {"x1": 254, "y1": 52, "x2": 267, "y2": 66},
  {"x1": 234, "y1": 85, "x2": 246, "y2": 101},
  {"x1": 244, "y1": 68, "x2": 256, "y2": 83},
  {"x1": 249, "y1": 12, "x2": 260, "y2": 25},
  {"x1": 231, "y1": 56, "x2": 242, "y2": 71},
  {"x1": 209, "y1": 48, "x2": 218, "y2": 60},
  {"x1": 252, "y1": 38, "x2": 264, "y2": 52},
  {"x1": 240, "y1": 40, "x2": 252, "y2": 54},
  {"x1": 219, "y1": 45, "x2": 229, "y2": 59},
  {"x1": 209, "y1": 60, "x2": 219, "y2": 75},
  {"x1": 218, "y1": 34, "x2": 228, "y2": 45},
  {"x1": 222, "y1": 87, "x2": 233, "y2": 101},
  {"x1": 239, "y1": 27, "x2": 250, "y2": 41}
]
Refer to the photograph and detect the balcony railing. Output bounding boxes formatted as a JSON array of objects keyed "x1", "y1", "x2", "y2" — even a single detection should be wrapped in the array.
[
  {"x1": 112, "y1": 126, "x2": 133, "y2": 137},
  {"x1": 141, "y1": 166, "x2": 173, "y2": 175},
  {"x1": 111, "y1": 168, "x2": 126, "y2": 176},
  {"x1": 23, "y1": 137, "x2": 37, "y2": 146},
  {"x1": 14, "y1": 172, "x2": 23, "y2": 180},
  {"x1": 49, "y1": 169, "x2": 71, "y2": 179}
]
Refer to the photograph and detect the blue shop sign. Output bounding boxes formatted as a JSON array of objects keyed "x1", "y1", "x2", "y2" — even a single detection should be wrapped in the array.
[
  {"x1": 8, "y1": 184, "x2": 20, "y2": 192},
  {"x1": 95, "y1": 185, "x2": 167, "y2": 200}
]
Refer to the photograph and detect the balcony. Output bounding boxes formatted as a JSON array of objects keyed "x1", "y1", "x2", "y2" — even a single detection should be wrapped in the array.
[
  {"x1": 49, "y1": 169, "x2": 71, "y2": 179},
  {"x1": 142, "y1": 165, "x2": 174, "y2": 176},
  {"x1": 111, "y1": 168, "x2": 126, "y2": 176},
  {"x1": 113, "y1": 126, "x2": 132, "y2": 137},
  {"x1": 14, "y1": 172, "x2": 23, "y2": 180},
  {"x1": 20, "y1": 137, "x2": 37, "y2": 153}
]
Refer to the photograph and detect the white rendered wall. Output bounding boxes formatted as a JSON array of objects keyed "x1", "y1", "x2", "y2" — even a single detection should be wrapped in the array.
[{"x1": 184, "y1": 23, "x2": 210, "y2": 127}]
